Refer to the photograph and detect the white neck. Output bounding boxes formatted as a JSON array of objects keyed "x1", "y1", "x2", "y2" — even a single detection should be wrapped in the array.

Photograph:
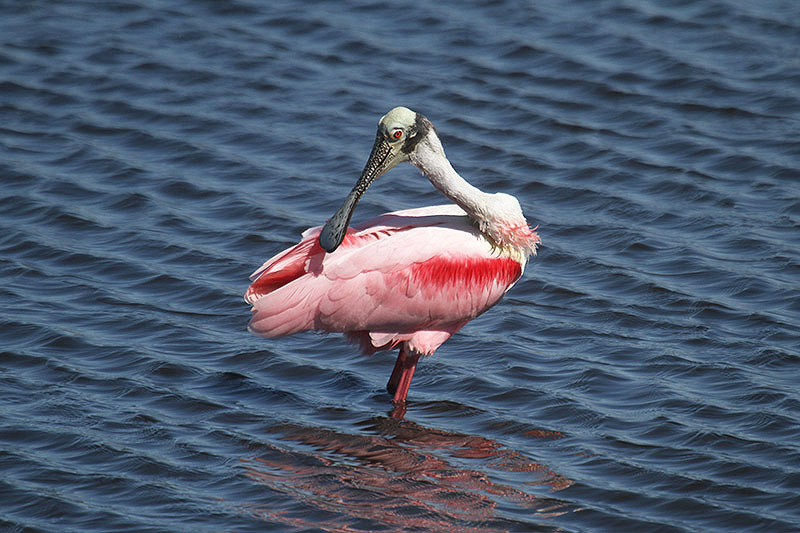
[
  {"x1": 409, "y1": 131, "x2": 539, "y2": 259},
  {"x1": 409, "y1": 133, "x2": 495, "y2": 222}
]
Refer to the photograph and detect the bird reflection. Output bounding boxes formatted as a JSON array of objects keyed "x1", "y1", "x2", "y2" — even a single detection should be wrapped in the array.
[{"x1": 241, "y1": 413, "x2": 575, "y2": 531}]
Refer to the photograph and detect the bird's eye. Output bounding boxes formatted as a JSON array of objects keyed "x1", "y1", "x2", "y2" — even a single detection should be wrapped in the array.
[{"x1": 392, "y1": 130, "x2": 403, "y2": 140}]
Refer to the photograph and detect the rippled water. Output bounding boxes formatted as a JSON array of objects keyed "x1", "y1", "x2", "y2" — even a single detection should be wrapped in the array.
[{"x1": 2, "y1": 0, "x2": 799, "y2": 531}]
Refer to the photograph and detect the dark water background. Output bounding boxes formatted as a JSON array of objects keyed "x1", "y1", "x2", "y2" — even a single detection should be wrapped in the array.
[{"x1": 2, "y1": 0, "x2": 799, "y2": 531}]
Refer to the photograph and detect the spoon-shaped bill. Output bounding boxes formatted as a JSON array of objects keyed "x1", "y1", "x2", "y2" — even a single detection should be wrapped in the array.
[{"x1": 319, "y1": 132, "x2": 394, "y2": 253}]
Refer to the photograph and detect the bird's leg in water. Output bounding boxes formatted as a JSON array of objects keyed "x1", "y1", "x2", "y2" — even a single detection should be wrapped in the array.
[{"x1": 386, "y1": 345, "x2": 420, "y2": 404}]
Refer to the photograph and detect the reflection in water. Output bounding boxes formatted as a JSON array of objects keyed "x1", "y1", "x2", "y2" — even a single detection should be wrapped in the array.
[{"x1": 241, "y1": 414, "x2": 576, "y2": 531}]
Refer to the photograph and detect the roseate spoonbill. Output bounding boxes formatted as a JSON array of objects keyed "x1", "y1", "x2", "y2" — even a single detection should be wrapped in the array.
[{"x1": 245, "y1": 107, "x2": 540, "y2": 405}]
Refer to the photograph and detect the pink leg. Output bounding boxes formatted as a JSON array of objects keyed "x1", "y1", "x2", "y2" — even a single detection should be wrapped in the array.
[{"x1": 386, "y1": 345, "x2": 420, "y2": 404}]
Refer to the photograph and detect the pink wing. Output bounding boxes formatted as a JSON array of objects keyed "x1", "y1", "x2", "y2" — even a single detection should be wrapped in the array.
[{"x1": 245, "y1": 206, "x2": 524, "y2": 355}]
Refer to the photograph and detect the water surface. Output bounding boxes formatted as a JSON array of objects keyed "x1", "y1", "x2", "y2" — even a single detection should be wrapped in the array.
[{"x1": 1, "y1": 0, "x2": 799, "y2": 531}]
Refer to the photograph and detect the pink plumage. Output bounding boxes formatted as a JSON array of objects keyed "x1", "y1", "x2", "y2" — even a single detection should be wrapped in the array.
[
  {"x1": 247, "y1": 207, "x2": 525, "y2": 353},
  {"x1": 245, "y1": 107, "x2": 540, "y2": 407}
]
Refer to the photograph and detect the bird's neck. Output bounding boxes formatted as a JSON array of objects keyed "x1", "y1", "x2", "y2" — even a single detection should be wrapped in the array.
[
  {"x1": 410, "y1": 134, "x2": 540, "y2": 259},
  {"x1": 410, "y1": 135, "x2": 493, "y2": 221}
]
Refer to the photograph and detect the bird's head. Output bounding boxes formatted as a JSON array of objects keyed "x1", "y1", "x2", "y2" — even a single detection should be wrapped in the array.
[{"x1": 319, "y1": 107, "x2": 432, "y2": 253}]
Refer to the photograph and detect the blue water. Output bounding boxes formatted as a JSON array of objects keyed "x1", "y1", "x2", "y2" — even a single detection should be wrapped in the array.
[{"x1": 2, "y1": 1, "x2": 799, "y2": 531}]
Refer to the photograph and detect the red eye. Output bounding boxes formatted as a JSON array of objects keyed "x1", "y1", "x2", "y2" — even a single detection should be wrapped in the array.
[{"x1": 393, "y1": 130, "x2": 403, "y2": 139}]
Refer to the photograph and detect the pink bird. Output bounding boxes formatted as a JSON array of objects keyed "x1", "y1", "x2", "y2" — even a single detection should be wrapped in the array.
[{"x1": 245, "y1": 107, "x2": 540, "y2": 405}]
